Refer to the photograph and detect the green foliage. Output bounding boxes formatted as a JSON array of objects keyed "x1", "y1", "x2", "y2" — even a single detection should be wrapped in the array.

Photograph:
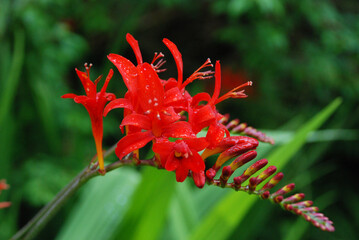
[
  {"x1": 1, "y1": 0, "x2": 358, "y2": 239},
  {"x1": 56, "y1": 168, "x2": 140, "y2": 240}
]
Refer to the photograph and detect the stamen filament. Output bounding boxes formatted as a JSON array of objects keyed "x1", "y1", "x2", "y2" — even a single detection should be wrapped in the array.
[
  {"x1": 151, "y1": 53, "x2": 167, "y2": 73},
  {"x1": 215, "y1": 81, "x2": 253, "y2": 104},
  {"x1": 182, "y1": 58, "x2": 214, "y2": 89}
]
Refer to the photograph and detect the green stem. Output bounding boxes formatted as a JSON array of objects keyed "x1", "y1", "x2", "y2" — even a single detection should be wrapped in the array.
[
  {"x1": 0, "y1": 27, "x2": 25, "y2": 127},
  {"x1": 10, "y1": 143, "x2": 126, "y2": 240}
]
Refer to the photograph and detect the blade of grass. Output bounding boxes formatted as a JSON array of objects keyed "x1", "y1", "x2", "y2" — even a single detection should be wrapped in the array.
[
  {"x1": 56, "y1": 168, "x2": 140, "y2": 240},
  {"x1": 166, "y1": 181, "x2": 199, "y2": 240},
  {"x1": 265, "y1": 97, "x2": 342, "y2": 171},
  {"x1": 110, "y1": 167, "x2": 176, "y2": 240},
  {"x1": 0, "y1": 27, "x2": 25, "y2": 127},
  {"x1": 189, "y1": 98, "x2": 342, "y2": 240}
]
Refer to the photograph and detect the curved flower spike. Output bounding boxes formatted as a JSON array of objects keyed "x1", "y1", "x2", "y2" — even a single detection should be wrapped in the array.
[{"x1": 62, "y1": 64, "x2": 115, "y2": 173}]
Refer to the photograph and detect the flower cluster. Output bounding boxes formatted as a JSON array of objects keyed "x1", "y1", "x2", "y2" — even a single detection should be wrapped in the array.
[
  {"x1": 103, "y1": 34, "x2": 258, "y2": 188},
  {"x1": 63, "y1": 33, "x2": 334, "y2": 232}
]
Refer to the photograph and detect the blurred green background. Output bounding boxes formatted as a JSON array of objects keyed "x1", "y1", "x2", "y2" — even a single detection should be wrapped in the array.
[{"x1": 0, "y1": 0, "x2": 358, "y2": 239}]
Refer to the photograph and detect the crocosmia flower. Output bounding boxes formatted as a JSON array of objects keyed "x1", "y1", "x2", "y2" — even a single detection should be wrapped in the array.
[
  {"x1": 61, "y1": 33, "x2": 334, "y2": 233},
  {"x1": 62, "y1": 64, "x2": 115, "y2": 173},
  {"x1": 153, "y1": 138, "x2": 208, "y2": 187}
]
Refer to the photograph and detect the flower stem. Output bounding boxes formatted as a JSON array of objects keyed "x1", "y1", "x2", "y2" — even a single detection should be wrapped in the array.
[{"x1": 11, "y1": 143, "x2": 121, "y2": 240}]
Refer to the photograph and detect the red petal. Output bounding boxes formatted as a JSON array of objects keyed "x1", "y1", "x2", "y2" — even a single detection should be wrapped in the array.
[
  {"x1": 192, "y1": 105, "x2": 217, "y2": 132},
  {"x1": 73, "y1": 95, "x2": 91, "y2": 104},
  {"x1": 160, "y1": 106, "x2": 181, "y2": 125},
  {"x1": 163, "y1": 38, "x2": 183, "y2": 87},
  {"x1": 206, "y1": 124, "x2": 226, "y2": 148},
  {"x1": 75, "y1": 69, "x2": 97, "y2": 98},
  {"x1": 164, "y1": 78, "x2": 178, "y2": 91},
  {"x1": 103, "y1": 98, "x2": 133, "y2": 116},
  {"x1": 121, "y1": 113, "x2": 151, "y2": 130},
  {"x1": 100, "y1": 69, "x2": 113, "y2": 95},
  {"x1": 115, "y1": 131, "x2": 154, "y2": 160},
  {"x1": 61, "y1": 93, "x2": 78, "y2": 99},
  {"x1": 165, "y1": 154, "x2": 180, "y2": 171},
  {"x1": 184, "y1": 152, "x2": 205, "y2": 172},
  {"x1": 153, "y1": 138, "x2": 174, "y2": 166},
  {"x1": 104, "y1": 93, "x2": 116, "y2": 101},
  {"x1": 184, "y1": 137, "x2": 208, "y2": 152},
  {"x1": 126, "y1": 33, "x2": 143, "y2": 65},
  {"x1": 107, "y1": 54, "x2": 138, "y2": 94},
  {"x1": 137, "y1": 63, "x2": 164, "y2": 111},
  {"x1": 175, "y1": 165, "x2": 189, "y2": 182},
  {"x1": 162, "y1": 121, "x2": 195, "y2": 138},
  {"x1": 209, "y1": 61, "x2": 221, "y2": 105},
  {"x1": 191, "y1": 92, "x2": 211, "y2": 106},
  {"x1": 164, "y1": 87, "x2": 184, "y2": 105},
  {"x1": 153, "y1": 141, "x2": 175, "y2": 155}
]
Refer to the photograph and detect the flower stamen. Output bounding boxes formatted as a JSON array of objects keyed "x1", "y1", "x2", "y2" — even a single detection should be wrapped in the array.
[
  {"x1": 84, "y1": 63, "x2": 93, "y2": 77},
  {"x1": 182, "y1": 58, "x2": 214, "y2": 88},
  {"x1": 215, "y1": 81, "x2": 253, "y2": 104},
  {"x1": 151, "y1": 52, "x2": 167, "y2": 73}
]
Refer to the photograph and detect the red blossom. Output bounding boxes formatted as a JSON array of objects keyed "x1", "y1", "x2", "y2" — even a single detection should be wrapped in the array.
[
  {"x1": 153, "y1": 138, "x2": 208, "y2": 187},
  {"x1": 62, "y1": 64, "x2": 115, "y2": 173},
  {"x1": 61, "y1": 33, "x2": 334, "y2": 232},
  {"x1": 189, "y1": 61, "x2": 252, "y2": 148}
]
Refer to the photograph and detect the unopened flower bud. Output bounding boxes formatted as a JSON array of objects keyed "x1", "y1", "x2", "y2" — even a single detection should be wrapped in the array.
[
  {"x1": 242, "y1": 159, "x2": 268, "y2": 178},
  {"x1": 229, "y1": 150, "x2": 257, "y2": 171},
  {"x1": 206, "y1": 168, "x2": 216, "y2": 183},
  {"x1": 271, "y1": 183, "x2": 295, "y2": 198},
  {"x1": 274, "y1": 195, "x2": 283, "y2": 203},
  {"x1": 291, "y1": 200, "x2": 313, "y2": 208},
  {"x1": 232, "y1": 123, "x2": 247, "y2": 133},
  {"x1": 193, "y1": 170, "x2": 205, "y2": 188},
  {"x1": 260, "y1": 172, "x2": 284, "y2": 192},
  {"x1": 261, "y1": 191, "x2": 270, "y2": 199},
  {"x1": 282, "y1": 193, "x2": 305, "y2": 204},
  {"x1": 225, "y1": 119, "x2": 239, "y2": 130},
  {"x1": 213, "y1": 139, "x2": 258, "y2": 171}
]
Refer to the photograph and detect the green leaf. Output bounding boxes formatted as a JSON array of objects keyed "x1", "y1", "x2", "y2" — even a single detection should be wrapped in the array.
[
  {"x1": 189, "y1": 98, "x2": 341, "y2": 240},
  {"x1": 110, "y1": 167, "x2": 176, "y2": 240},
  {"x1": 166, "y1": 181, "x2": 199, "y2": 240},
  {"x1": 56, "y1": 168, "x2": 140, "y2": 240},
  {"x1": 0, "y1": 27, "x2": 25, "y2": 127},
  {"x1": 266, "y1": 97, "x2": 342, "y2": 170}
]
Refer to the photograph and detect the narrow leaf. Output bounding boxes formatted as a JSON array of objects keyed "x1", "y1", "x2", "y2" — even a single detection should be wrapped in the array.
[{"x1": 110, "y1": 167, "x2": 176, "y2": 240}]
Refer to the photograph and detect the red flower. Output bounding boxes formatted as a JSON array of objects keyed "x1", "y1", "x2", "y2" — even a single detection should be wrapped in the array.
[
  {"x1": 153, "y1": 138, "x2": 208, "y2": 187},
  {"x1": 189, "y1": 61, "x2": 252, "y2": 148},
  {"x1": 0, "y1": 179, "x2": 11, "y2": 209},
  {"x1": 105, "y1": 34, "x2": 254, "y2": 179},
  {"x1": 62, "y1": 64, "x2": 115, "y2": 173},
  {"x1": 104, "y1": 34, "x2": 195, "y2": 160}
]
